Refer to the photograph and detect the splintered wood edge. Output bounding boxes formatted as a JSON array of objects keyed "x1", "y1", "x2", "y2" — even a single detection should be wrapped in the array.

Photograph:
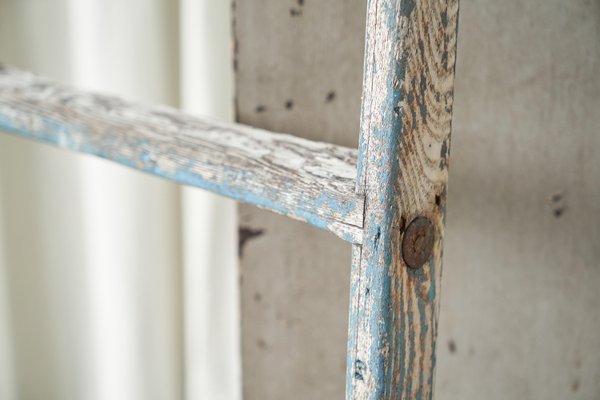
[{"x1": 0, "y1": 66, "x2": 364, "y2": 244}]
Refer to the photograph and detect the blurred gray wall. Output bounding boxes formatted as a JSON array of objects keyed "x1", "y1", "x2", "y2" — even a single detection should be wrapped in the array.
[
  {"x1": 236, "y1": 0, "x2": 600, "y2": 399},
  {"x1": 437, "y1": 1, "x2": 600, "y2": 398}
]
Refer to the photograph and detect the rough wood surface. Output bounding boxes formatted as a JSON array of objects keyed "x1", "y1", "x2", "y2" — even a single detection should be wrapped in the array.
[
  {"x1": 348, "y1": 0, "x2": 459, "y2": 399},
  {"x1": 0, "y1": 66, "x2": 363, "y2": 243}
]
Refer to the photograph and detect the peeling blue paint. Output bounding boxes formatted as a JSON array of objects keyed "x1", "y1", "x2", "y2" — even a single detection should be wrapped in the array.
[
  {"x1": 347, "y1": 0, "x2": 458, "y2": 398},
  {"x1": 0, "y1": 113, "x2": 361, "y2": 243}
]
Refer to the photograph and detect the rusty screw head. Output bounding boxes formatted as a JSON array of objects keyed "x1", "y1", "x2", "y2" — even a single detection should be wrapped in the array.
[{"x1": 402, "y1": 216, "x2": 435, "y2": 269}]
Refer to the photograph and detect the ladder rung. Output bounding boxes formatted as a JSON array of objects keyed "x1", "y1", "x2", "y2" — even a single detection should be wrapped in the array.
[{"x1": 0, "y1": 66, "x2": 364, "y2": 243}]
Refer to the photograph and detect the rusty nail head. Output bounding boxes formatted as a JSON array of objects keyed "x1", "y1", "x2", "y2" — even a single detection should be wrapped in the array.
[{"x1": 402, "y1": 216, "x2": 435, "y2": 269}]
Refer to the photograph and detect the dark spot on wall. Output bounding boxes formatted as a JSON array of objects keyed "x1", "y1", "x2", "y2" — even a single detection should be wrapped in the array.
[
  {"x1": 552, "y1": 193, "x2": 563, "y2": 202},
  {"x1": 257, "y1": 338, "x2": 267, "y2": 349},
  {"x1": 394, "y1": 106, "x2": 400, "y2": 115},
  {"x1": 365, "y1": 288, "x2": 370, "y2": 296},
  {"x1": 551, "y1": 192, "x2": 566, "y2": 218},
  {"x1": 239, "y1": 226, "x2": 265, "y2": 256},
  {"x1": 448, "y1": 339, "x2": 456, "y2": 353},
  {"x1": 253, "y1": 292, "x2": 262, "y2": 302},
  {"x1": 326, "y1": 91, "x2": 336, "y2": 103},
  {"x1": 571, "y1": 379, "x2": 580, "y2": 392},
  {"x1": 435, "y1": 194, "x2": 441, "y2": 207},
  {"x1": 285, "y1": 99, "x2": 294, "y2": 110},
  {"x1": 290, "y1": 8, "x2": 302, "y2": 16},
  {"x1": 297, "y1": 0, "x2": 304, "y2": 5},
  {"x1": 354, "y1": 359, "x2": 366, "y2": 381},
  {"x1": 255, "y1": 105, "x2": 266, "y2": 113}
]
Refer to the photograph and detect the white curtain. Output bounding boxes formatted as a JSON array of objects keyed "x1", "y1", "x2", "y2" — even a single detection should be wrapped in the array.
[{"x1": 0, "y1": 1, "x2": 240, "y2": 399}]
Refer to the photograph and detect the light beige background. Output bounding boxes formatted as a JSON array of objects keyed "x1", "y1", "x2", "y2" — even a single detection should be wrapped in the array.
[{"x1": 437, "y1": 1, "x2": 600, "y2": 398}]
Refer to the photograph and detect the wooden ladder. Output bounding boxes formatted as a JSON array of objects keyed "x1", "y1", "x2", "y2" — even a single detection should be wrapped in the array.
[{"x1": 0, "y1": 0, "x2": 459, "y2": 398}]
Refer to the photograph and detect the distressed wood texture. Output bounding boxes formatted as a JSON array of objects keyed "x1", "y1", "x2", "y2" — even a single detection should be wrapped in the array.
[
  {"x1": 0, "y1": 66, "x2": 363, "y2": 243},
  {"x1": 348, "y1": 0, "x2": 459, "y2": 399}
]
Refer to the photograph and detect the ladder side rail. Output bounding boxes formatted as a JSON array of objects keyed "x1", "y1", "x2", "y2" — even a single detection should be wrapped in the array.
[{"x1": 347, "y1": 0, "x2": 459, "y2": 398}]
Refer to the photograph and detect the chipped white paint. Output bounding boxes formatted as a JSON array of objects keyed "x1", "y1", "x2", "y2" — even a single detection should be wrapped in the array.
[{"x1": 0, "y1": 66, "x2": 364, "y2": 243}]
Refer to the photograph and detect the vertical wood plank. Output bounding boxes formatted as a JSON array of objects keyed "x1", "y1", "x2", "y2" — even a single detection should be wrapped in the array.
[
  {"x1": 233, "y1": 1, "x2": 366, "y2": 399},
  {"x1": 348, "y1": 0, "x2": 459, "y2": 398}
]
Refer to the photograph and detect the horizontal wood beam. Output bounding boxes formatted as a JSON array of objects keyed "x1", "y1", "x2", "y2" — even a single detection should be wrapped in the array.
[{"x1": 0, "y1": 66, "x2": 363, "y2": 243}]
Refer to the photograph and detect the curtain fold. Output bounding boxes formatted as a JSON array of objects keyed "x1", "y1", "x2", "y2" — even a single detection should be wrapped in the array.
[{"x1": 0, "y1": 1, "x2": 239, "y2": 399}]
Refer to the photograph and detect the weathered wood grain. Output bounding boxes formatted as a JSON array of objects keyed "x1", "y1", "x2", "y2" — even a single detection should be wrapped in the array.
[
  {"x1": 0, "y1": 66, "x2": 363, "y2": 243},
  {"x1": 347, "y1": 0, "x2": 459, "y2": 399}
]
